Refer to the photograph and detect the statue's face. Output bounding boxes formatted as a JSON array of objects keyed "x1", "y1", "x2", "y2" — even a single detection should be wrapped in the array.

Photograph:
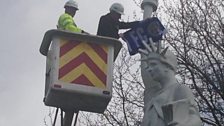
[{"x1": 146, "y1": 59, "x2": 167, "y2": 82}]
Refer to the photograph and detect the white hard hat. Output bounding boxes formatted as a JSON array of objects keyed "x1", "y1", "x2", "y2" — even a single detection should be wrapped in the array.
[
  {"x1": 64, "y1": 0, "x2": 79, "y2": 10},
  {"x1": 110, "y1": 3, "x2": 124, "y2": 15}
]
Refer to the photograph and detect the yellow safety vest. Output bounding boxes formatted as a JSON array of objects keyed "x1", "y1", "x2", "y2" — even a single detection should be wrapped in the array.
[{"x1": 57, "y1": 13, "x2": 82, "y2": 33}]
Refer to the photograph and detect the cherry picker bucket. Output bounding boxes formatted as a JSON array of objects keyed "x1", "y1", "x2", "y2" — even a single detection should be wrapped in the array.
[{"x1": 40, "y1": 29, "x2": 122, "y2": 113}]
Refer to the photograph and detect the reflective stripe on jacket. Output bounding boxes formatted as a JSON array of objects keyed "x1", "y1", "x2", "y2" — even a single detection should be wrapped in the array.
[{"x1": 58, "y1": 13, "x2": 82, "y2": 33}]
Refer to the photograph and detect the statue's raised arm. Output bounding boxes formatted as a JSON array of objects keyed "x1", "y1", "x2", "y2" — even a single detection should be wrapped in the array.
[{"x1": 139, "y1": 39, "x2": 202, "y2": 126}]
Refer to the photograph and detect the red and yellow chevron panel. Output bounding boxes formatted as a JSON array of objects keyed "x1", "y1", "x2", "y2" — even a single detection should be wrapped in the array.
[{"x1": 58, "y1": 39, "x2": 108, "y2": 89}]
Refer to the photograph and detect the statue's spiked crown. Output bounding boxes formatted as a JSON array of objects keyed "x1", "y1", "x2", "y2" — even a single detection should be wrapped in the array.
[{"x1": 139, "y1": 38, "x2": 177, "y2": 72}]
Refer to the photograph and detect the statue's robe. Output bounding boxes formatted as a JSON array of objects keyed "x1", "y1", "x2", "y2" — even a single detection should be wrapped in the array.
[{"x1": 141, "y1": 84, "x2": 202, "y2": 126}]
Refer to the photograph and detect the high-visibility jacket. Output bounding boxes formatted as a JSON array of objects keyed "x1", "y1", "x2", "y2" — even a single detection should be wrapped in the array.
[{"x1": 58, "y1": 13, "x2": 82, "y2": 33}]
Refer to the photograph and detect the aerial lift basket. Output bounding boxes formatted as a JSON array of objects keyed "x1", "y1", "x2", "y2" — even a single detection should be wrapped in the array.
[{"x1": 40, "y1": 29, "x2": 122, "y2": 113}]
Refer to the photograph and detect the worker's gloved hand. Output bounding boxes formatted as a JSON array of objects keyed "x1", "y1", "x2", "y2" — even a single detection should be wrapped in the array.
[{"x1": 82, "y1": 30, "x2": 90, "y2": 35}]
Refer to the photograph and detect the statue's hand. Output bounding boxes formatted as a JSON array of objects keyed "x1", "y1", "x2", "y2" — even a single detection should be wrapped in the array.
[{"x1": 162, "y1": 99, "x2": 191, "y2": 126}]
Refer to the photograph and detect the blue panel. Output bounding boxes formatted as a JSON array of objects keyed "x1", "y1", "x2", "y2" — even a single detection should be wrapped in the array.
[{"x1": 122, "y1": 17, "x2": 166, "y2": 55}]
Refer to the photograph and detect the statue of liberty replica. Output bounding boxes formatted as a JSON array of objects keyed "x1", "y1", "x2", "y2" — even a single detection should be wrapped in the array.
[
  {"x1": 122, "y1": 1, "x2": 202, "y2": 125},
  {"x1": 139, "y1": 40, "x2": 202, "y2": 126}
]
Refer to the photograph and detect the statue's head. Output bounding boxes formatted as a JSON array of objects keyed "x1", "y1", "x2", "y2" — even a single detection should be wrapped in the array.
[
  {"x1": 139, "y1": 38, "x2": 177, "y2": 71},
  {"x1": 139, "y1": 39, "x2": 177, "y2": 85},
  {"x1": 143, "y1": 47, "x2": 177, "y2": 72}
]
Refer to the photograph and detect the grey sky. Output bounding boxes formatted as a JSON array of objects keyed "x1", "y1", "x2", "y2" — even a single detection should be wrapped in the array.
[{"x1": 0, "y1": 0, "x2": 141, "y2": 126}]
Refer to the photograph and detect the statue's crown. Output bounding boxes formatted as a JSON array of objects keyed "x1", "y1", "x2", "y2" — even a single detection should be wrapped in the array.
[{"x1": 139, "y1": 38, "x2": 177, "y2": 72}]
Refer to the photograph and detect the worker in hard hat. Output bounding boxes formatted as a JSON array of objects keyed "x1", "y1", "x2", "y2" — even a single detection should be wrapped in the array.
[
  {"x1": 97, "y1": 3, "x2": 139, "y2": 39},
  {"x1": 58, "y1": 0, "x2": 88, "y2": 33}
]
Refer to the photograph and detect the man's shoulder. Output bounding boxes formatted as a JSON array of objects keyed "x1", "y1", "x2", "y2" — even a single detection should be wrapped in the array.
[
  {"x1": 100, "y1": 13, "x2": 110, "y2": 19},
  {"x1": 59, "y1": 13, "x2": 72, "y2": 19}
]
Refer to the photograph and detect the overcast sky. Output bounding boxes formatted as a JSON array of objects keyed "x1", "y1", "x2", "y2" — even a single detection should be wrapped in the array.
[{"x1": 0, "y1": 0, "x2": 142, "y2": 126}]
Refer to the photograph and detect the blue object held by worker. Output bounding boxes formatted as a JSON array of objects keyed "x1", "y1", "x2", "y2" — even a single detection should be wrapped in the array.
[{"x1": 122, "y1": 17, "x2": 166, "y2": 55}]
